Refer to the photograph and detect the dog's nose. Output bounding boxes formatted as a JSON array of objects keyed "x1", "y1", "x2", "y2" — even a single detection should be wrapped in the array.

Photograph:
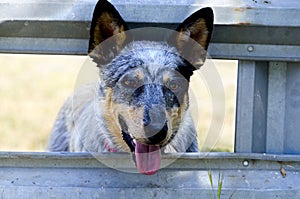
[
  {"x1": 144, "y1": 122, "x2": 168, "y2": 145},
  {"x1": 143, "y1": 105, "x2": 168, "y2": 144}
]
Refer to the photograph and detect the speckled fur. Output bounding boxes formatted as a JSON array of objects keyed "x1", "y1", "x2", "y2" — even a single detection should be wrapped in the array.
[
  {"x1": 48, "y1": 41, "x2": 199, "y2": 153},
  {"x1": 48, "y1": 0, "x2": 213, "y2": 154}
]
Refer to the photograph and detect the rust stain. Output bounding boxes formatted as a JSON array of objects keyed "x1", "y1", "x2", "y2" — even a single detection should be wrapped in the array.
[
  {"x1": 237, "y1": 22, "x2": 252, "y2": 26},
  {"x1": 234, "y1": 7, "x2": 253, "y2": 12},
  {"x1": 280, "y1": 166, "x2": 287, "y2": 178}
]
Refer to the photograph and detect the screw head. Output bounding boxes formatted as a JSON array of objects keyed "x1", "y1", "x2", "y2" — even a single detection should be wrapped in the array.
[
  {"x1": 247, "y1": 46, "x2": 254, "y2": 52},
  {"x1": 243, "y1": 160, "x2": 249, "y2": 167}
]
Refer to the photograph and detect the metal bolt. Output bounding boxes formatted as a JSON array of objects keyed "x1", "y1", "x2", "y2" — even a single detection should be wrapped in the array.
[
  {"x1": 243, "y1": 160, "x2": 249, "y2": 167},
  {"x1": 247, "y1": 46, "x2": 254, "y2": 52}
]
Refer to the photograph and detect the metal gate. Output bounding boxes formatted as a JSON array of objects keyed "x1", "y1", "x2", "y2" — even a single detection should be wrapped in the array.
[{"x1": 0, "y1": 0, "x2": 300, "y2": 198}]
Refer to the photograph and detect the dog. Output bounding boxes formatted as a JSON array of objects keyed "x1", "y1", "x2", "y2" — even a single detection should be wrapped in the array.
[{"x1": 48, "y1": 0, "x2": 213, "y2": 175}]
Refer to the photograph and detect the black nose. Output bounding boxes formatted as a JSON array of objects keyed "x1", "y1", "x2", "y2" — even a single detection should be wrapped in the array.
[
  {"x1": 142, "y1": 103, "x2": 168, "y2": 145},
  {"x1": 144, "y1": 122, "x2": 168, "y2": 145}
]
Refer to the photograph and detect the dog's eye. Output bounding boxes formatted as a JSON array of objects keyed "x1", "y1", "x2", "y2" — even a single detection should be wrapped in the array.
[
  {"x1": 168, "y1": 80, "x2": 179, "y2": 91},
  {"x1": 122, "y1": 77, "x2": 139, "y2": 88}
]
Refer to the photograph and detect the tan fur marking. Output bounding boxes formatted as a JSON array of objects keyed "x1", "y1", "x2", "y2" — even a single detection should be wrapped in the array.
[
  {"x1": 162, "y1": 71, "x2": 171, "y2": 84},
  {"x1": 129, "y1": 107, "x2": 144, "y2": 127},
  {"x1": 176, "y1": 18, "x2": 209, "y2": 68},
  {"x1": 176, "y1": 31, "x2": 190, "y2": 52},
  {"x1": 165, "y1": 93, "x2": 189, "y2": 146},
  {"x1": 135, "y1": 69, "x2": 144, "y2": 81},
  {"x1": 115, "y1": 26, "x2": 126, "y2": 52},
  {"x1": 189, "y1": 19, "x2": 209, "y2": 49},
  {"x1": 177, "y1": 18, "x2": 208, "y2": 50},
  {"x1": 92, "y1": 13, "x2": 126, "y2": 52},
  {"x1": 103, "y1": 88, "x2": 129, "y2": 151}
]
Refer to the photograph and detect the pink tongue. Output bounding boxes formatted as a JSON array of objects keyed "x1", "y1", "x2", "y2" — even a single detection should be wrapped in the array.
[{"x1": 135, "y1": 141, "x2": 161, "y2": 175}]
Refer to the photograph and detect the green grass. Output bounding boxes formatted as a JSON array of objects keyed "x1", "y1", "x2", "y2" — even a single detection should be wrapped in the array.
[
  {"x1": 0, "y1": 54, "x2": 237, "y2": 152},
  {"x1": 208, "y1": 170, "x2": 224, "y2": 199}
]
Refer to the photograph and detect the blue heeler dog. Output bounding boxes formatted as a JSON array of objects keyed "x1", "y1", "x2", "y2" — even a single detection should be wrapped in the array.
[{"x1": 48, "y1": 0, "x2": 214, "y2": 175}]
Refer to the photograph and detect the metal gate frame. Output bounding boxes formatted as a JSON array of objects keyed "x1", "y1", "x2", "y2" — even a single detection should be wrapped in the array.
[{"x1": 1, "y1": 0, "x2": 300, "y2": 198}]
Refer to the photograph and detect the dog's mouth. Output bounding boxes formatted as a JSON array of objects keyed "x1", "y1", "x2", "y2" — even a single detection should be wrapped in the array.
[
  {"x1": 121, "y1": 122, "x2": 169, "y2": 175},
  {"x1": 135, "y1": 141, "x2": 161, "y2": 175},
  {"x1": 122, "y1": 133, "x2": 162, "y2": 175}
]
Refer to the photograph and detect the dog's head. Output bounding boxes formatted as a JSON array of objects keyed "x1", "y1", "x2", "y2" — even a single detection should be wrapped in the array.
[{"x1": 88, "y1": 0, "x2": 213, "y2": 175}]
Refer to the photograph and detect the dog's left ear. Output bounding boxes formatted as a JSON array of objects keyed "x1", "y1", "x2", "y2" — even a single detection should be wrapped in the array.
[
  {"x1": 171, "y1": 7, "x2": 214, "y2": 69},
  {"x1": 88, "y1": 0, "x2": 129, "y2": 65}
]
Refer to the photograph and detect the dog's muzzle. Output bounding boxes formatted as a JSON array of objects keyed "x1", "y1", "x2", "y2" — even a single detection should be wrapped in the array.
[
  {"x1": 119, "y1": 115, "x2": 167, "y2": 175},
  {"x1": 118, "y1": 83, "x2": 176, "y2": 175},
  {"x1": 142, "y1": 103, "x2": 168, "y2": 145}
]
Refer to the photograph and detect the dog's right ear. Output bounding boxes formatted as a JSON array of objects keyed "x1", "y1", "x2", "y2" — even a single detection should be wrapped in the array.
[{"x1": 88, "y1": 0, "x2": 128, "y2": 65}]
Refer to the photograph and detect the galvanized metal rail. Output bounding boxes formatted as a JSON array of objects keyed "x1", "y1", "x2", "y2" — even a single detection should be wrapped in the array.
[
  {"x1": 1, "y1": 0, "x2": 300, "y2": 61},
  {"x1": 0, "y1": 152, "x2": 299, "y2": 198},
  {"x1": 1, "y1": 0, "x2": 300, "y2": 198}
]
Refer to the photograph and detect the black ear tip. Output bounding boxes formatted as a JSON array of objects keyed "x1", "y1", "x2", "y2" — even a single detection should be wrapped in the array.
[
  {"x1": 94, "y1": 0, "x2": 116, "y2": 12},
  {"x1": 197, "y1": 7, "x2": 214, "y2": 21},
  {"x1": 202, "y1": 7, "x2": 214, "y2": 14},
  {"x1": 96, "y1": 0, "x2": 112, "y2": 6},
  {"x1": 196, "y1": 7, "x2": 214, "y2": 31}
]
